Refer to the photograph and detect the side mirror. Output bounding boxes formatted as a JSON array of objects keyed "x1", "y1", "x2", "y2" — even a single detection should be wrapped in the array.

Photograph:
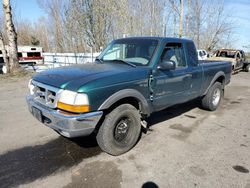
[{"x1": 157, "y1": 60, "x2": 176, "y2": 70}]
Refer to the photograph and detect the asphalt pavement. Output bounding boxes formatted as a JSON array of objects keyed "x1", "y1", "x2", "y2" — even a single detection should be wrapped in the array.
[{"x1": 0, "y1": 72, "x2": 250, "y2": 188}]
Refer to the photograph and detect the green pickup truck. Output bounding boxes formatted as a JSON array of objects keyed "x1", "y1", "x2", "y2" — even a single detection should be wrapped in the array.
[{"x1": 26, "y1": 37, "x2": 231, "y2": 155}]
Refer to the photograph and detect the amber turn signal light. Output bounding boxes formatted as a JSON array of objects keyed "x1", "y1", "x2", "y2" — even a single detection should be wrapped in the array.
[{"x1": 57, "y1": 102, "x2": 90, "y2": 113}]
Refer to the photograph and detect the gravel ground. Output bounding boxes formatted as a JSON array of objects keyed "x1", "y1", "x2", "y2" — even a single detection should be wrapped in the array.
[{"x1": 0, "y1": 72, "x2": 250, "y2": 188}]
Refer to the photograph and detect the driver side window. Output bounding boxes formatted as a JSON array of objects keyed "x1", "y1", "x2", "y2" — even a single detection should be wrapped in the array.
[{"x1": 160, "y1": 43, "x2": 186, "y2": 69}]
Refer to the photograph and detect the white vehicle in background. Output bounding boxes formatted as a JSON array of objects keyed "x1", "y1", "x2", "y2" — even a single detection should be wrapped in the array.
[
  {"x1": 197, "y1": 49, "x2": 208, "y2": 60},
  {"x1": 1, "y1": 46, "x2": 44, "y2": 73},
  {"x1": 0, "y1": 46, "x2": 43, "y2": 65},
  {"x1": 18, "y1": 46, "x2": 43, "y2": 65}
]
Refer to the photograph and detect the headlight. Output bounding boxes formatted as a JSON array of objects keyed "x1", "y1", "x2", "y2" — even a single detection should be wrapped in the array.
[
  {"x1": 28, "y1": 79, "x2": 35, "y2": 95},
  {"x1": 57, "y1": 90, "x2": 89, "y2": 113}
]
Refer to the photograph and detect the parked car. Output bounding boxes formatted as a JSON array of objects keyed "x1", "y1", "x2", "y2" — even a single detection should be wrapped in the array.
[
  {"x1": 209, "y1": 49, "x2": 246, "y2": 73},
  {"x1": 197, "y1": 49, "x2": 208, "y2": 60},
  {"x1": 26, "y1": 37, "x2": 231, "y2": 155}
]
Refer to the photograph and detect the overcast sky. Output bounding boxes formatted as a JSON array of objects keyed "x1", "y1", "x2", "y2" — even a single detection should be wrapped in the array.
[{"x1": 3, "y1": 0, "x2": 250, "y2": 52}]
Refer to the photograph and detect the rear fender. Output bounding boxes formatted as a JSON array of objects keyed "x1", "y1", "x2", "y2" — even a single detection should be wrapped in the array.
[{"x1": 203, "y1": 71, "x2": 225, "y2": 95}]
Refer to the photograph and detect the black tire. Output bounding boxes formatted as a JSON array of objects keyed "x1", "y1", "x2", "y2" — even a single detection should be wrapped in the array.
[
  {"x1": 201, "y1": 82, "x2": 223, "y2": 111},
  {"x1": 246, "y1": 65, "x2": 250, "y2": 72},
  {"x1": 232, "y1": 65, "x2": 236, "y2": 74},
  {"x1": 96, "y1": 104, "x2": 141, "y2": 156}
]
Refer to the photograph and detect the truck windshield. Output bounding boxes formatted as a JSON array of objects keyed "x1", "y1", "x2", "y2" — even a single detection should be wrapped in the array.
[{"x1": 99, "y1": 39, "x2": 159, "y2": 66}]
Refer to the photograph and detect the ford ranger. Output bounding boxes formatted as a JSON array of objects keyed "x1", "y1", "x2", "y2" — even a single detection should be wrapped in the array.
[{"x1": 26, "y1": 37, "x2": 231, "y2": 155}]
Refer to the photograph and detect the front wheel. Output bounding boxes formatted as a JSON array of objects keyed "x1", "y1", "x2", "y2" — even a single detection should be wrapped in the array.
[
  {"x1": 96, "y1": 104, "x2": 141, "y2": 155},
  {"x1": 201, "y1": 82, "x2": 223, "y2": 111}
]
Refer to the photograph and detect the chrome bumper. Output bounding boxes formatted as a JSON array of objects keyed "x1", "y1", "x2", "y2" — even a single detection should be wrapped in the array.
[{"x1": 26, "y1": 95, "x2": 103, "y2": 138}]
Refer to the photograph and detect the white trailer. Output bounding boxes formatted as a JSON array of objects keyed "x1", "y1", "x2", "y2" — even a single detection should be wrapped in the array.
[{"x1": 17, "y1": 46, "x2": 43, "y2": 65}]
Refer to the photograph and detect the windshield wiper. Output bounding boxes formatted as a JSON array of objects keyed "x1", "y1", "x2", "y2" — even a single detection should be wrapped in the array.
[
  {"x1": 95, "y1": 58, "x2": 104, "y2": 64},
  {"x1": 110, "y1": 59, "x2": 136, "y2": 68}
]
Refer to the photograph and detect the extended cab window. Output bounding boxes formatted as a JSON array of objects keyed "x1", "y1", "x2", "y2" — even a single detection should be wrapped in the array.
[
  {"x1": 161, "y1": 43, "x2": 186, "y2": 68},
  {"x1": 187, "y1": 42, "x2": 198, "y2": 66}
]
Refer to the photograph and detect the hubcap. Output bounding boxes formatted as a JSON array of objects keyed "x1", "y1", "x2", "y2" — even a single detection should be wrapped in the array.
[
  {"x1": 114, "y1": 118, "x2": 130, "y2": 142},
  {"x1": 212, "y1": 88, "x2": 221, "y2": 106}
]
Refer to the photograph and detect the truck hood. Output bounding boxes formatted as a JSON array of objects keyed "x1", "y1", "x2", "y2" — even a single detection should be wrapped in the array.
[{"x1": 32, "y1": 63, "x2": 150, "y2": 91}]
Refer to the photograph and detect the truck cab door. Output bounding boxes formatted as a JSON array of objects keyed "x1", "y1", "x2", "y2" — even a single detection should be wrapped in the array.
[{"x1": 151, "y1": 42, "x2": 192, "y2": 111}]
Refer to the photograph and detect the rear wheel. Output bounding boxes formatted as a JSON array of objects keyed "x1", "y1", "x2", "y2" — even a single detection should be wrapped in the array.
[
  {"x1": 232, "y1": 65, "x2": 236, "y2": 74},
  {"x1": 96, "y1": 104, "x2": 141, "y2": 155},
  {"x1": 245, "y1": 65, "x2": 250, "y2": 72},
  {"x1": 201, "y1": 82, "x2": 223, "y2": 111}
]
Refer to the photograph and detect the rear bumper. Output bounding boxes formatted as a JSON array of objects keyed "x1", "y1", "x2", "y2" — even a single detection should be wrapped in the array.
[{"x1": 26, "y1": 95, "x2": 103, "y2": 138}]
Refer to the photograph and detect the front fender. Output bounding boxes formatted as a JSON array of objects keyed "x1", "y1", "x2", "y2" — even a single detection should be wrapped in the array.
[{"x1": 98, "y1": 89, "x2": 151, "y2": 115}]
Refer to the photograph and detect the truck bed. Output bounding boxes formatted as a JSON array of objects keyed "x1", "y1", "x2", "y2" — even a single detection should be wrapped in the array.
[{"x1": 200, "y1": 60, "x2": 232, "y2": 94}]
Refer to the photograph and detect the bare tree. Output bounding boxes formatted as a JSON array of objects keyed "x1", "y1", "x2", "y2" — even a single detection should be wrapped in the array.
[
  {"x1": 0, "y1": 16, "x2": 9, "y2": 72},
  {"x1": 168, "y1": 0, "x2": 184, "y2": 38},
  {"x1": 180, "y1": 0, "x2": 233, "y2": 50},
  {"x1": 38, "y1": 0, "x2": 68, "y2": 52},
  {"x1": 179, "y1": 0, "x2": 184, "y2": 38},
  {"x1": 69, "y1": 0, "x2": 118, "y2": 51},
  {"x1": 3, "y1": 0, "x2": 19, "y2": 73},
  {"x1": 193, "y1": 0, "x2": 202, "y2": 48},
  {"x1": 0, "y1": 31, "x2": 9, "y2": 72},
  {"x1": 185, "y1": 0, "x2": 191, "y2": 38},
  {"x1": 25, "y1": 0, "x2": 234, "y2": 53},
  {"x1": 16, "y1": 20, "x2": 34, "y2": 45},
  {"x1": 32, "y1": 0, "x2": 166, "y2": 52},
  {"x1": 33, "y1": 18, "x2": 50, "y2": 50}
]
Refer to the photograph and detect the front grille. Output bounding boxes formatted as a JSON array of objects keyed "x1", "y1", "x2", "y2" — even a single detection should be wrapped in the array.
[{"x1": 32, "y1": 80, "x2": 61, "y2": 108}]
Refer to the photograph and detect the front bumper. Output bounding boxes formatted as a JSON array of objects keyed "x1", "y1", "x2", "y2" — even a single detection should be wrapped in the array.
[{"x1": 26, "y1": 95, "x2": 103, "y2": 138}]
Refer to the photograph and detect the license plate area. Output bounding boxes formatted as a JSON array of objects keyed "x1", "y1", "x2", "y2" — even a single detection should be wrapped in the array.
[{"x1": 32, "y1": 107, "x2": 43, "y2": 123}]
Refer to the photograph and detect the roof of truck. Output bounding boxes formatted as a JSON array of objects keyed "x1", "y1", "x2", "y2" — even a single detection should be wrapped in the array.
[{"x1": 116, "y1": 36, "x2": 193, "y2": 43}]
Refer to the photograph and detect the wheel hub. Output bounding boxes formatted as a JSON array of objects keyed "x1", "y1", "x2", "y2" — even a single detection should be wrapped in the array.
[
  {"x1": 212, "y1": 88, "x2": 221, "y2": 106},
  {"x1": 114, "y1": 119, "x2": 130, "y2": 142}
]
